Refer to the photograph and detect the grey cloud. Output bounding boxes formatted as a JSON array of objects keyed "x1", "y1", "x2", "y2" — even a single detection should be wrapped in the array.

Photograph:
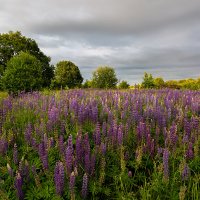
[{"x1": 0, "y1": 0, "x2": 200, "y2": 83}]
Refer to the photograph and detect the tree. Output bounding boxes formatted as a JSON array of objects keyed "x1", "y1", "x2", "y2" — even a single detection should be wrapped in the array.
[
  {"x1": 82, "y1": 79, "x2": 92, "y2": 88},
  {"x1": 154, "y1": 77, "x2": 165, "y2": 88},
  {"x1": 165, "y1": 80, "x2": 180, "y2": 89},
  {"x1": 118, "y1": 80, "x2": 130, "y2": 89},
  {"x1": 141, "y1": 72, "x2": 155, "y2": 89},
  {"x1": 54, "y1": 60, "x2": 83, "y2": 89},
  {"x1": 0, "y1": 31, "x2": 54, "y2": 87},
  {"x1": 91, "y1": 66, "x2": 118, "y2": 89},
  {"x1": 1, "y1": 52, "x2": 43, "y2": 94}
]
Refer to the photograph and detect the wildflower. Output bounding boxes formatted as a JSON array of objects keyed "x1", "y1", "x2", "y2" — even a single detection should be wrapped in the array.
[
  {"x1": 7, "y1": 163, "x2": 13, "y2": 177},
  {"x1": 14, "y1": 172, "x2": 24, "y2": 200},
  {"x1": 128, "y1": 171, "x2": 132, "y2": 177},
  {"x1": 54, "y1": 161, "x2": 65, "y2": 196},
  {"x1": 13, "y1": 143, "x2": 18, "y2": 165},
  {"x1": 163, "y1": 148, "x2": 169, "y2": 181},
  {"x1": 81, "y1": 173, "x2": 88, "y2": 198},
  {"x1": 69, "y1": 172, "x2": 75, "y2": 197},
  {"x1": 117, "y1": 125, "x2": 123, "y2": 146},
  {"x1": 181, "y1": 163, "x2": 190, "y2": 181},
  {"x1": 38, "y1": 141, "x2": 49, "y2": 170},
  {"x1": 185, "y1": 142, "x2": 194, "y2": 160}
]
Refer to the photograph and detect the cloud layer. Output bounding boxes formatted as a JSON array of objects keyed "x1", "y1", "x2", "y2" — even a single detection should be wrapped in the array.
[{"x1": 1, "y1": 0, "x2": 200, "y2": 83}]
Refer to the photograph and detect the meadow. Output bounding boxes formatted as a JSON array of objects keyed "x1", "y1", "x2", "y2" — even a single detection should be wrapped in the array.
[{"x1": 0, "y1": 89, "x2": 199, "y2": 200}]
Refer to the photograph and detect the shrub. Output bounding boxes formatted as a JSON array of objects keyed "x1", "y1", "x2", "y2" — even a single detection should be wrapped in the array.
[{"x1": 2, "y1": 52, "x2": 43, "y2": 94}]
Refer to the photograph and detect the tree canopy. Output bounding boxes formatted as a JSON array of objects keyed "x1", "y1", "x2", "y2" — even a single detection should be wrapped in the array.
[
  {"x1": 141, "y1": 72, "x2": 155, "y2": 89},
  {"x1": 91, "y1": 66, "x2": 118, "y2": 89},
  {"x1": 0, "y1": 31, "x2": 54, "y2": 87},
  {"x1": 118, "y1": 80, "x2": 130, "y2": 89},
  {"x1": 1, "y1": 52, "x2": 43, "y2": 94},
  {"x1": 54, "y1": 60, "x2": 83, "y2": 89}
]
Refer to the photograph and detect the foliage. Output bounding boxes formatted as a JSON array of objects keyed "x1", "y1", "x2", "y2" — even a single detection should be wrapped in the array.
[
  {"x1": 154, "y1": 77, "x2": 165, "y2": 88},
  {"x1": 0, "y1": 89, "x2": 199, "y2": 199},
  {"x1": 1, "y1": 52, "x2": 43, "y2": 94},
  {"x1": 53, "y1": 60, "x2": 83, "y2": 89},
  {"x1": 0, "y1": 31, "x2": 54, "y2": 87},
  {"x1": 141, "y1": 72, "x2": 155, "y2": 89},
  {"x1": 82, "y1": 79, "x2": 92, "y2": 88},
  {"x1": 118, "y1": 80, "x2": 130, "y2": 89},
  {"x1": 91, "y1": 66, "x2": 118, "y2": 89}
]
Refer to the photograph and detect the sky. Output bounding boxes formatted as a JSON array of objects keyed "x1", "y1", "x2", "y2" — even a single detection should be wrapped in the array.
[{"x1": 0, "y1": 0, "x2": 200, "y2": 84}]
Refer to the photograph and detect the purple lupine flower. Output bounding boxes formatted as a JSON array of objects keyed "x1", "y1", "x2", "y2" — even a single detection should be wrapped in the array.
[
  {"x1": 157, "y1": 147, "x2": 163, "y2": 157},
  {"x1": 58, "y1": 134, "x2": 65, "y2": 155},
  {"x1": 67, "y1": 135, "x2": 73, "y2": 154},
  {"x1": 81, "y1": 173, "x2": 88, "y2": 198},
  {"x1": 13, "y1": 143, "x2": 18, "y2": 165},
  {"x1": 38, "y1": 141, "x2": 49, "y2": 170},
  {"x1": 100, "y1": 143, "x2": 106, "y2": 155},
  {"x1": 169, "y1": 123, "x2": 178, "y2": 147},
  {"x1": 117, "y1": 125, "x2": 123, "y2": 146},
  {"x1": 69, "y1": 172, "x2": 75, "y2": 195},
  {"x1": 163, "y1": 148, "x2": 169, "y2": 180},
  {"x1": 14, "y1": 172, "x2": 24, "y2": 200},
  {"x1": 49, "y1": 137, "x2": 55, "y2": 148},
  {"x1": 7, "y1": 163, "x2": 13, "y2": 177},
  {"x1": 192, "y1": 117, "x2": 199, "y2": 130},
  {"x1": 182, "y1": 163, "x2": 190, "y2": 181},
  {"x1": 182, "y1": 134, "x2": 189, "y2": 144},
  {"x1": 48, "y1": 106, "x2": 59, "y2": 123},
  {"x1": 184, "y1": 119, "x2": 191, "y2": 138},
  {"x1": 102, "y1": 121, "x2": 107, "y2": 137},
  {"x1": 84, "y1": 153, "x2": 90, "y2": 174},
  {"x1": 23, "y1": 160, "x2": 29, "y2": 181},
  {"x1": 60, "y1": 120, "x2": 66, "y2": 134},
  {"x1": 94, "y1": 123, "x2": 101, "y2": 146},
  {"x1": 24, "y1": 123, "x2": 32, "y2": 145},
  {"x1": 43, "y1": 133, "x2": 48, "y2": 150},
  {"x1": 31, "y1": 138, "x2": 38, "y2": 150},
  {"x1": 83, "y1": 133, "x2": 90, "y2": 156},
  {"x1": 185, "y1": 142, "x2": 194, "y2": 160},
  {"x1": 92, "y1": 106, "x2": 98, "y2": 123},
  {"x1": 18, "y1": 159, "x2": 24, "y2": 175},
  {"x1": 54, "y1": 161, "x2": 65, "y2": 196},
  {"x1": 65, "y1": 145, "x2": 73, "y2": 175},
  {"x1": 128, "y1": 171, "x2": 132, "y2": 177}
]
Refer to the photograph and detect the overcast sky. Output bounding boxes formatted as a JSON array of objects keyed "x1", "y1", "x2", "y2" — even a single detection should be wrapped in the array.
[{"x1": 1, "y1": 0, "x2": 200, "y2": 84}]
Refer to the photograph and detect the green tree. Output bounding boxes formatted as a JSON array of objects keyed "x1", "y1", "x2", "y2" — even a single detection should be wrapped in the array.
[
  {"x1": 91, "y1": 66, "x2": 118, "y2": 89},
  {"x1": 165, "y1": 80, "x2": 180, "y2": 89},
  {"x1": 141, "y1": 72, "x2": 155, "y2": 89},
  {"x1": 118, "y1": 80, "x2": 130, "y2": 89},
  {"x1": 1, "y1": 52, "x2": 43, "y2": 94},
  {"x1": 0, "y1": 31, "x2": 54, "y2": 87},
  {"x1": 154, "y1": 77, "x2": 165, "y2": 88},
  {"x1": 82, "y1": 79, "x2": 92, "y2": 88},
  {"x1": 54, "y1": 60, "x2": 83, "y2": 89}
]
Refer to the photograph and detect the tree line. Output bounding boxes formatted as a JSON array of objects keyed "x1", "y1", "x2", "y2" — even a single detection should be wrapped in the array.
[{"x1": 0, "y1": 31, "x2": 199, "y2": 94}]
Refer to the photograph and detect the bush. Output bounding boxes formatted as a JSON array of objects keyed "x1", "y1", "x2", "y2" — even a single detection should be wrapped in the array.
[
  {"x1": 118, "y1": 80, "x2": 130, "y2": 89},
  {"x1": 91, "y1": 66, "x2": 118, "y2": 89},
  {"x1": 141, "y1": 72, "x2": 155, "y2": 89},
  {"x1": 2, "y1": 52, "x2": 43, "y2": 94},
  {"x1": 0, "y1": 31, "x2": 54, "y2": 87},
  {"x1": 54, "y1": 60, "x2": 83, "y2": 89}
]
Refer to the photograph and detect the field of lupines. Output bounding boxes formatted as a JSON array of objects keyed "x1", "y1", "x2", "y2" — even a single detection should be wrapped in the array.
[{"x1": 0, "y1": 89, "x2": 199, "y2": 200}]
